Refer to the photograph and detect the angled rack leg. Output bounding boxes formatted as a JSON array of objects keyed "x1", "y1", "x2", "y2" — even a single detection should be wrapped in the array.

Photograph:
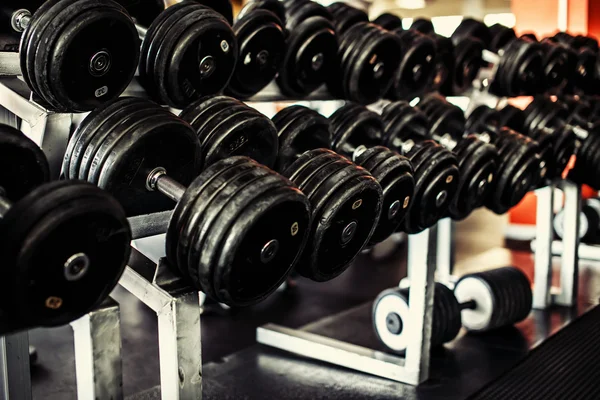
[
  {"x1": 434, "y1": 218, "x2": 455, "y2": 287},
  {"x1": 555, "y1": 180, "x2": 581, "y2": 307},
  {"x1": 0, "y1": 332, "x2": 32, "y2": 400},
  {"x1": 71, "y1": 297, "x2": 123, "y2": 400},
  {"x1": 533, "y1": 185, "x2": 555, "y2": 309}
]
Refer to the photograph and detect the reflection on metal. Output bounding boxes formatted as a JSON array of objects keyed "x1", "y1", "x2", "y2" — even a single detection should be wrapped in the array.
[
  {"x1": 556, "y1": 180, "x2": 581, "y2": 306},
  {"x1": 434, "y1": 218, "x2": 454, "y2": 286},
  {"x1": 257, "y1": 229, "x2": 436, "y2": 385},
  {"x1": 0, "y1": 332, "x2": 32, "y2": 400},
  {"x1": 129, "y1": 211, "x2": 173, "y2": 240},
  {"x1": 118, "y1": 260, "x2": 202, "y2": 400},
  {"x1": 71, "y1": 298, "x2": 123, "y2": 400},
  {"x1": 0, "y1": 52, "x2": 20, "y2": 76},
  {"x1": 533, "y1": 185, "x2": 555, "y2": 309}
]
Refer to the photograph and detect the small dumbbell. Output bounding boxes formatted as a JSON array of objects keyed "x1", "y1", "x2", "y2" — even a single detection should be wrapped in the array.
[
  {"x1": 452, "y1": 19, "x2": 544, "y2": 97},
  {"x1": 329, "y1": 103, "x2": 415, "y2": 244},
  {"x1": 465, "y1": 105, "x2": 543, "y2": 214},
  {"x1": 276, "y1": 0, "x2": 338, "y2": 97},
  {"x1": 1, "y1": 0, "x2": 140, "y2": 112},
  {"x1": 373, "y1": 267, "x2": 532, "y2": 353},
  {"x1": 138, "y1": 2, "x2": 238, "y2": 108},
  {"x1": 179, "y1": 95, "x2": 278, "y2": 168},
  {"x1": 63, "y1": 98, "x2": 311, "y2": 306},
  {"x1": 416, "y1": 94, "x2": 498, "y2": 220},
  {"x1": 381, "y1": 102, "x2": 460, "y2": 233},
  {"x1": 326, "y1": 21, "x2": 402, "y2": 104},
  {"x1": 0, "y1": 123, "x2": 131, "y2": 328},
  {"x1": 272, "y1": 106, "x2": 385, "y2": 278},
  {"x1": 225, "y1": 8, "x2": 286, "y2": 98}
]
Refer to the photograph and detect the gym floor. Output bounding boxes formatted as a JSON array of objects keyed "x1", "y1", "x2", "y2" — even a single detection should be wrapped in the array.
[{"x1": 28, "y1": 209, "x2": 600, "y2": 399}]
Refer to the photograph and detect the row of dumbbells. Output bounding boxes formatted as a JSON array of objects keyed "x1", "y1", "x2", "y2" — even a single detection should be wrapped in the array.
[
  {"x1": 373, "y1": 266, "x2": 533, "y2": 353},
  {"x1": 3, "y1": 0, "x2": 596, "y2": 113}
]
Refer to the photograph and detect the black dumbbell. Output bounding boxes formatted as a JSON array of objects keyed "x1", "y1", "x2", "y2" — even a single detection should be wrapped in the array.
[
  {"x1": 272, "y1": 105, "x2": 385, "y2": 277},
  {"x1": 327, "y1": 21, "x2": 402, "y2": 104},
  {"x1": 226, "y1": 9, "x2": 286, "y2": 98},
  {"x1": 388, "y1": 28, "x2": 437, "y2": 100},
  {"x1": 426, "y1": 34, "x2": 455, "y2": 94},
  {"x1": 179, "y1": 95, "x2": 279, "y2": 169},
  {"x1": 237, "y1": 0, "x2": 286, "y2": 25},
  {"x1": 452, "y1": 19, "x2": 544, "y2": 97},
  {"x1": 549, "y1": 32, "x2": 598, "y2": 94},
  {"x1": 522, "y1": 96, "x2": 600, "y2": 190},
  {"x1": 416, "y1": 94, "x2": 498, "y2": 220},
  {"x1": 371, "y1": 13, "x2": 402, "y2": 32},
  {"x1": 410, "y1": 18, "x2": 434, "y2": 35},
  {"x1": 63, "y1": 97, "x2": 311, "y2": 306},
  {"x1": 381, "y1": 102, "x2": 460, "y2": 233},
  {"x1": 326, "y1": 2, "x2": 368, "y2": 34},
  {"x1": 329, "y1": 103, "x2": 415, "y2": 244},
  {"x1": 276, "y1": 0, "x2": 338, "y2": 97},
  {"x1": 2, "y1": 0, "x2": 140, "y2": 112},
  {"x1": 373, "y1": 267, "x2": 532, "y2": 353},
  {"x1": 138, "y1": 2, "x2": 238, "y2": 108},
  {"x1": 538, "y1": 38, "x2": 578, "y2": 92},
  {"x1": 488, "y1": 23, "x2": 517, "y2": 53},
  {"x1": 465, "y1": 105, "x2": 543, "y2": 214},
  {"x1": 0, "y1": 123, "x2": 131, "y2": 328}
]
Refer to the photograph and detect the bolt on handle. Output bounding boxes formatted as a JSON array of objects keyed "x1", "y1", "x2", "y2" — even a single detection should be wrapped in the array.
[{"x1": 146, "y1": 167, "x2": 186, "y2": 202}]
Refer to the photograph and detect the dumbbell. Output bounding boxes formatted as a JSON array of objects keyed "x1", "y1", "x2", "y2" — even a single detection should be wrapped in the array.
[
  {"x1": 272, "y1": 106, "x2": 384, "y2": 279},
  {"x1": 416, "y1": 94, "x2": 499, "y2": 220},
  {"x1": 179, "y1": 95, "x2": 278, "y2": 169},
  {"x1": 381, "y1": 102, "x2": 460, "y2": 233},
  {"x1": 410, "y1": 18, "x2": 434, "y2": 35},
  {"x1": 138, "y1": 1, "x2": 238, "y2": 108},
  {"x1": 275, "y1": 0, "x2": 338, "y2": 97},
  {"x1": 452, "y1": 19, "x2": 544, "y2": 97},
  {"x1": 0, "y1": 0, "x2": 139, "y2": 112},
  {"x1": 465, "y1": 105, "x2": 543, "y2": 214},
  {"x1": 326, "y1": 2, "x2": 368, "y2": 34},
  {"x1": 237, "y1": 0, "x2": 286, "y2": 25},
  {"x1": 554, "y1": 198, "x2": 600, "y2": 244},
  {"x1": 225, "y1": 8, "x2": 286, "y2": 98},
  {"x1": 550, "y1": 32, "x2": 598, "y2": 94},
  {"x1": 488, "y1": 23, "x2": 516, "y2": 53},
  {"x1": 326, "y1": 21, "x2": 402, "y2": 104},
  {"x1": 329, "y1": 103, "x2": 415, "y2": 244},
  {"x1": 62, "y1": 97, "x2": 311, "y2": 306},
  {"x1": 372, "y1": 267, "x2": 532, "y2": 353},
  {"x1": 521, "y1": 96, "x2": 600, "y2": 190},
  {"x1": 371, "y1": 13, "x2": 402, "y2": 32},
  {"x1": 0, "y1": 123, "x2": 131, "y2": 328}
]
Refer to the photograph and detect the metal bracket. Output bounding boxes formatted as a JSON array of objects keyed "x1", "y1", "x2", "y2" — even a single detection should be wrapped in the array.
[
  {"x1": 118, "y1": 259, "x2": 202, "y2": 400},
  {"x1": 257, "y1": 228, "x2": 436, "y2": 386},
  {"x1": 0, "y1": 52, "x2": 20, "y2": 77}
]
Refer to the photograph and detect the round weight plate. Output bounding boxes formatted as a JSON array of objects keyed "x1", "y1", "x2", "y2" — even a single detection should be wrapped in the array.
[
  {"x1": 393, "y1": 31, "x2": 435, "y2": 99},
  {"x1": 372, "y1": 288, "x2": 410, "y2": 353},
  {"x1": 237, "y1": 0, "x2": 286, "y2": 25},
  {"x1": 372, "y1": 13, "x2": 403, "y2": 32},
  {"x1": 0, "y1": 181, "x2": 130, "y2": 327},
  {"x1": 48, "y1": 6, "x2": 139, "y2": 111},
  {"x1": 453, "y1": 37, "x2": 484, "y2": 94},
  {"x1": 197, "y1": 0, "x2": 234, "y2": 24},
  {"x1": 328, "y1": 3, "x2": 368, "y2": 34},
  {"x1": 228, "y1": 10, "x2": 285, "y2": 98},
  {"x1": 411, "y1": 18, "x2": 434, "y2": 35},
  {"x1": 0, "y1": 125, "x2": 49, "y2": 202},
  {"x1": 454, "y1": 275, "x2": 495, "y2": 332},
  {"x1": 330, "y1": 105, "x2": 384, "y2": 158},
  {"x1": 489, "y1": 23, "x2": 516, "y2": 53}
]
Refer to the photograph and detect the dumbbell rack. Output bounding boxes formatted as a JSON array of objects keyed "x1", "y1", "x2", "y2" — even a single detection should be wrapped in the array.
[{"x1": 0, "y1": 68, "x2": 587, "y2": 398}]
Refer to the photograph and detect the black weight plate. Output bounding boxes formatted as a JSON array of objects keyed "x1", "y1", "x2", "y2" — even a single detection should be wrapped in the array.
[
  {"x1": 411, "y1": 19, "x2": 434, "y2": 35},
  {"x1": 75, "y1": 99, "x2": 151, "y2": 182},
  {"x1": 0, "y1": 181, "x2": 130, "y2": 326},
  {"x1": 574, "y1": 48, "x2": 597, "y2": 93},
  {"x1": 228, "y1": 10, "x2": 285, "y2": 98},
  {"x1": 347, "y1": 26, "x2": 402, "y2": 103},
  {"x1": 0, "y1": 125, "x2": 49, "y2": 201},
  {"x1": 158, "y1": 10, "x2": 237, "y2": 107},
  {"x1": 166, "y1": 156, "x2": 249, "y2": 277},
  {"x1": 48, "y1": 5, "x2": 139, "y2": 111},
  {"x1": 297, "y1": 161, "x2": 382, "y2": 281},
  {"x1": 183, "y1": 96, "x2": 245, "y2": 133},
  {"x1": 186, "y1": 165, "x2": 275, "y2": 300},
  {"x1": 197, "y1": 0, "x2": 234, "y2": 24},
  {"x1": 327, "y1": 2, "x2": 368, "y2": 34},
  {"x1": 300, "y1": 158, "x2": 353, "y2": 201},
  {"x1": 285, "y1": 0, "x2": 332, "y2": 31},
  {"x1": 372, "y1": 13, "x2": 402, "y2": 32},
  {"x1": 489, "y1": 23, "x2": 516, "y2": 53},
  {"x1": 451, "y1": 18, "x2": 491, "y2": 48},
  {"x1": 392, "y1": 31, "x2": 436, "y2": 99},
  {"x1": 194, "y1": 104, "x2": 251, "y2": 147},
  {"x1": 64, "y1": 97, "x2": 142, "y2": 180},
  {"x1": 277, "y1": 16, "x2": 337, "y2": 96},
  {"x1": 288, "y1": 152, "x2": 340, "y2": 193},
  {"x1": 282, "y1": 148, "x2": 336, "y2": 181},
  {"x1": 330, "y1": 104, "x2": 384, "y2": 158},
  {"x1": 453, "y1": 36, "x2": 484, "y2": 93},
  {"x1": 84, "y1": 105, "x2": 167, "y2": 184},
  {"x1": 182, "y1": 160, "x2": 269, "y2": 294},
  {"x1": 340, "y1": 24, "x2": 382, "y2": 100},
  {"x1": 97, "y1": 111, "x2": 202, "y2": 216},
  {"x1": 238, "y1": 0, "x2": 286, "y2": 26},
  {"x1": 139, "y1": 2, "x2": 199, "y2": 97},
  {"x1": 325, "y1": 23, "x2": 364, "y2": 97},
  {"x1": 214, "y1": 183, "x2": 310, "y2": 306},
  {"x1": 276, "y1": 110, "x2": 331, "y2": 172},
  {"x1": 206, "y1": 111, "x2": 278, "y2": 168}
]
